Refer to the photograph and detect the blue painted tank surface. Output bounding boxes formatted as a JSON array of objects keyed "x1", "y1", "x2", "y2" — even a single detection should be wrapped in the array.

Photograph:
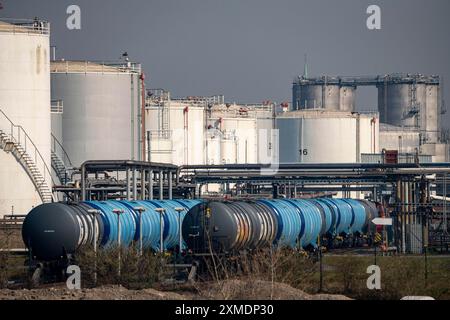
[
  {"x1": 81, "y1": 200, "x2": 202, "y2": 250},
  {"x1": 257, "y1": 199, "x2": 302, "y2": 248},
  {"x1": 310, "y1": 199, "x2": 335, "y2": 235},
  {"x1": 342, "y1": 199, "x2": 367, "y2": 233},
  {"x1": 287, "y1": 199, "x2": 322, "y2": 247},
  {"x1": 318, "y1": 199, "x2": 353, "y2": 234},
  {"x1": 83, "y1": 201, "x2": 136, "y2": 248},
  {"x1": 147, "y1": 200, "x2": 202, "y2": 249}
]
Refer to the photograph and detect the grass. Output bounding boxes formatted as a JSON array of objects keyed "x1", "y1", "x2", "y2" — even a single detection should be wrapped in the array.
[
  {"x1": 0, "y1": 241, "x2": 449, "y2": 299},
  {"x1": 313, "y1": 254, "x2": 450, "y2": 299}
]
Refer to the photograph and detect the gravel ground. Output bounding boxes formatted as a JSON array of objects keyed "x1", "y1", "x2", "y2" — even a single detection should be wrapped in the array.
[{"x1": 0, "y1": 281, "x2": 351, "y2": 300}]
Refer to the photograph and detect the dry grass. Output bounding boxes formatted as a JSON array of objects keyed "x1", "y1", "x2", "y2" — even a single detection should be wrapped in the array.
[
  {"x1": 195, "y1": 248, "x2": 318, "y2": 299},
  {"x1": 75, "y1": 245, "x2": 165, "y2": 289},
  {"x1": 195, "y1": 248, "x2": 450, "y2": 300}
]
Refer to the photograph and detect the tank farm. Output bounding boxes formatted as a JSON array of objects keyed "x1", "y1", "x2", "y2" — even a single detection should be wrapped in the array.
[{"x1": 0, "y1": 17, "x2": 449, "y2": 295}]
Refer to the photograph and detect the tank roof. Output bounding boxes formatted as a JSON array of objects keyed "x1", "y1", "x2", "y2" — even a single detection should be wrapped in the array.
[
  {"x1": 277, "y1": 109, "x2": 378, "y2": 119},
  {"x1": 0, "y1": 19, "x2": 49, "y2": 35},
  {"x1": 294, "y1": 74, "x2": 440, "y2": 86},
  {"x1": 51, "y1": 60, "x2": 141, "y2": 74},
  {"x1": 379, "y1": 123, "x2": 421, "y2": 132}
]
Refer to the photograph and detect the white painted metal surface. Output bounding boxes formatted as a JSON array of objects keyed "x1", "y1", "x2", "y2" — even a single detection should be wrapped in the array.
[
  {"x1": 277, "y1": 110, "x2": 379, "y2": 163},
  {"x1": 145, "y1": 96, "x2": 274, "y2": 167},
  {"x1": 0, "y1": 20, "x2": 51, "y2": 216},
  {"x1": 145, "y1": 101, "x2": 205, "y2": 166},
  {"x1": 379, "y1": 124, "x2": 421, "y2": 154},
  {"x1": 51, "y1": 61, "x2": 142, "y2": 166}
]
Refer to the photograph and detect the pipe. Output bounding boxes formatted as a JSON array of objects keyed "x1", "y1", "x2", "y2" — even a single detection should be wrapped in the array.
[
  {"x1": 149, "y1": 169, "x2": 153, "y2": 200},
  {"x1": 159, "y1": 171, "x2": 164, "y2": 200},
  {"x1": 140, "y1": 168, "x2": 145, "y2": 200},
  {"x1": 126, "y1": 168, "x2": 131, "y2": 200},
  {"x1": 132, "y1": 168, "x2": 137, "y2": 200},
  {"x1": 81, "y1": 165, "x2": 86, "y2": 201},
  {"x1": 140, "y1": 73, "x2": 146, "y2": 161},
  {"x1": 168, "y1": 171, "x2": 173, "y2": 200}
]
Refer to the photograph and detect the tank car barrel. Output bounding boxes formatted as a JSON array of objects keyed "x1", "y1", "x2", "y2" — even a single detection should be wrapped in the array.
[
  {"x1": 22, "y1": 199, "x2": 201, "y2": 260},
  {"x1": 22, "y1": 198, "x2": 380, "y2": 260}
]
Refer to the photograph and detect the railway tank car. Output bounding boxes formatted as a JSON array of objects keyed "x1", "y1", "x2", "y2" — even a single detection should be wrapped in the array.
[
  {"x1": 182, "y1": 198, "x2": 380, "y2": 253},
  {"x1": 22, "y1": 200, "x2": 202, "y2": 261},
  {"x1": 22, "y1": 198, "x2": 379, "y2": 261}
]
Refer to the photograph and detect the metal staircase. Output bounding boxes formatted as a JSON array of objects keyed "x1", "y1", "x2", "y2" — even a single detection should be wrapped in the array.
[
  {"x1": 0, "y1": 109, "x2": 55, "y2": 203},
  {"x1": 51, "y1": 133, "x2": 72, "y2": 185}
]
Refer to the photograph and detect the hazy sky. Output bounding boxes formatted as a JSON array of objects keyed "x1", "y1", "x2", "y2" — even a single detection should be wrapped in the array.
[{"x1": 2, "y1": 0, "x2": 450, "y2": 128}]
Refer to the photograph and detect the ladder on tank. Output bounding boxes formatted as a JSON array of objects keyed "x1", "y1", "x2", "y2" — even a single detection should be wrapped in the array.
[
  {"x1": 0, "y1": 109, "x2": 55, "y2": 203},
  {"x1": 403, "y1": 77, "x2": 421, "y2": 125}
]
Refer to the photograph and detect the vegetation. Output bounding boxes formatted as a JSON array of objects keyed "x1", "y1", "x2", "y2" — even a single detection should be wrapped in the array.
[{"x1": 0, "y1": 237, "x2": 449, "y2": 299}]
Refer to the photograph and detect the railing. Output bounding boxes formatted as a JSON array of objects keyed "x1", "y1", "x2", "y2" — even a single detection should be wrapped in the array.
[
  {"x1": 294, "y1": 74, "x2": 440, "y2": 86},
  {"x1": 0, "y1": 18, "x2": 50, "y2": 35},
  {"x1": 148, "y1": 130, "x2": 172, "y2": 140},
  {"x1": 51, "y1": 133, "x2": 73, "y2": 168},
  {"x1": 50, "y1": 60, "x2": 142, "y2": 74},
  {"x1": 50, "y1": 100, "x2": 63, "y2": 113},
  {"x1": 0, "y1": 109, "x2": 55, "y2": 199}
]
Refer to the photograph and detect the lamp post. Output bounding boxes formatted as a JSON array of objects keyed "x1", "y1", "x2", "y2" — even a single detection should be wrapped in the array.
[
  {"x1": 87, "y1": 209, "x2": 101, "y2": 286},
  {"x1": 155, "y1": 208, "x2": 166, "y2": 253},
  {"x1": 133, "y1": 206, "x2": 146, "y2": 256},
  {"x1": 113, "y1": 208, "x2": 124, "y2": 277}
]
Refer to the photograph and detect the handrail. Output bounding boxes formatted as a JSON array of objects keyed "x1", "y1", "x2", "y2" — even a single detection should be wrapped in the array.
[
  {"x1": 50, "y1": 60, "x2": 142, "y2": 74},
  {"x1": 0, "y1": 109, "x2": 55, "y2": 200},
  {"x1": 0, "y1": 18, "x2": 50, "y2": 35},
  {"x1": 51, "y1": 133, "x2": 73, "y2": 167}
]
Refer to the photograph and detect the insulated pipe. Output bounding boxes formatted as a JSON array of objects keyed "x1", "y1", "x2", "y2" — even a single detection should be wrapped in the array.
[
  {"x1": 168, "y1": 171, "x2": 173, "y2": 200},
  {"x1": 126, "y1": 168, "x2": 131, "y2": 200},
  {"x1": 132, "y1": 168, "x2": 137, "y2": 200},
  {"x1": 140, "y1": 73, "x2": 146, "y2": 160},
  {"x1": 149, "y1": 169, "x2": 153, "y2": 200},
  {"x1": 81, "y1": 165, "x2": 86, "y2": 201},
  {"x1": 140, "y1": 168, "x2": 145, "y2": 200},
  {"x1": 159, "y1": 171, "x2": 164, "y2": 200}
]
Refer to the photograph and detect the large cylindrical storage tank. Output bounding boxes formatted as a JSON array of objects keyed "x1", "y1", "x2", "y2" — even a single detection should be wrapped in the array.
[
  {"x1": 377, "y1": 76, "x2": 440, "y2": 144},
  {"x1": 51, "y1": 60, "x2": 143, "y2": 167},
  {"x1": 378, "y1": 83, "x2": 419, "y2": 127},
  {"x1": 0, "y1": 19, "x2": 52, "y2": 217},
  {"x1": 277, "y1": 110, "x2": 379, "y2": 163},
  {"x1": 219, "y1": 118, "x2": 257, "y2": 164},
  {"x1": 423, "y1": 84, "x2": 439, "y2": 144},
  {"x1": 293, "y1": 77, "x2": 355, "y2": 111},
  {"x1": 339, "y1": 86, "x2": 356, "y2": 111},
  {"x1": 295, "y1": 84, "x2": 340, "y2": 110},
  {"x1": 379, "y1": 124, "x2": 421, "y2": 154},
  {"x1": 220, "y1": 136, "x2": 237, "y2": 164},
  {"x1": 145, "y1": 101, "x2": 205, "y2": 165}
]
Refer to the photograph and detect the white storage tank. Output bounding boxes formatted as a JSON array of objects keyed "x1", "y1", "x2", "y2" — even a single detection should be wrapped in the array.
[
  {"x1": 0, "y1": 19, "x2": 52, "y2": 216},
  {"x1": 206, "y1": 104, "x2": 274, "y2": 165},
  {"x1": 51, "y1": 60, "x2": 144, "y2": 167},
  {"x1": 379, "y1": 124, "x2": 421, "y2": 154},
  {"x1": 277, "y1": 110, "x2": 379, "y2": 163},
  {"x1": 206, "y1": 134, "x2": 221, "y2": 165},
  {"x1": 145, "y1": 98, "x2": 206, "y2": 166}
]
